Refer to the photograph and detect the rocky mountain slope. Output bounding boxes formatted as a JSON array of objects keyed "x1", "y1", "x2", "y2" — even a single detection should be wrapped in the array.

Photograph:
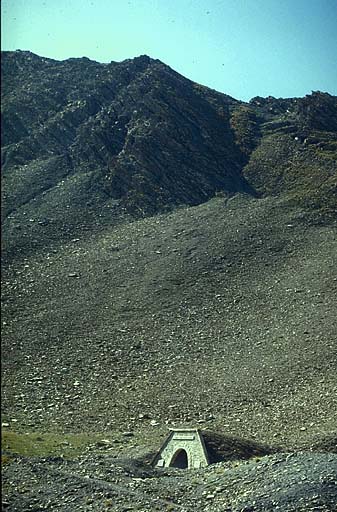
[
  {"x1": 1, "y1": 50, "x2": 248, "y2": 261},
  {"x1": 2, "y1": 51, "x2": 336, "y2": 261},
  {"x1": 2, "y1": 193, "x2": 336, "y2": 443},
  {"x1": 1, "y1": 51, "x2": 337, "y2": 510}
]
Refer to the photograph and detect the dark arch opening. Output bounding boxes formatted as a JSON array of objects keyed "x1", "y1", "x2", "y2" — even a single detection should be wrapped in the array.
[{"x1": 169, "y1": 449, "x2": 188, "y2": 469}]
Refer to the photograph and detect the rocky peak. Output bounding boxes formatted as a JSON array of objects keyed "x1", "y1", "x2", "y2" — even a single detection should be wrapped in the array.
[{"x1": 1, "y1": 51, "x2": 336, "y2": 260}]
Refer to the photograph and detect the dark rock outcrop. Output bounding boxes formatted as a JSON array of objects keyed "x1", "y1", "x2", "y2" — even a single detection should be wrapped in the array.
[{"x1": 3, "y1": 51, "x2": 336, "y2": 261}]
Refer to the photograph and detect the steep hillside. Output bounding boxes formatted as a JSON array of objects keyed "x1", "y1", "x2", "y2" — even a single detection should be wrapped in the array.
[
  {"x1": 2, "y1": 194, "x2": 336, "y2": 448},
  {"x1": 2, "y1": 50, "x2": 252, "y2": 261},
  {"x1": 243, "y1": 93, "x2": 337, "y2": 213},
  {"x1": 2, "y1": 52, "x2": 336, "y2": 263},
  {"x1": 1, "y1": 51, "x2": 337, "y2": 511}
]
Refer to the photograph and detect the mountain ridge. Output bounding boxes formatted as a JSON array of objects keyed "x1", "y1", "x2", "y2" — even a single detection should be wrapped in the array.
[{"x1": 2, "y1": 51, "x2": 336, "y2": 264}]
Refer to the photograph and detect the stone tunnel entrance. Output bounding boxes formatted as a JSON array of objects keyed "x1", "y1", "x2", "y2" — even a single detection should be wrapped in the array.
[
  {"x1": 152, "y1": 429, "x2": 209, "y2": 469},
  {"x1": 169, "y1": 449, "x2": 188, "y2": 469}
]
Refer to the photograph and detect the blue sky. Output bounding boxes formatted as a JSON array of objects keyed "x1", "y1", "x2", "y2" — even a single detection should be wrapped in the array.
[{"x1": 2, "y1": 0, "x2": 337, "y2": 101}]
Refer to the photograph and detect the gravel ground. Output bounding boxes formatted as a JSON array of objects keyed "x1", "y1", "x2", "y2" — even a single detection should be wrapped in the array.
[
  {"x1": 2, "y1": 451, "x2": 337, "y2": 511},
  {"x1": 2, "y1": 195, "x2": 337, "y2": 447}
]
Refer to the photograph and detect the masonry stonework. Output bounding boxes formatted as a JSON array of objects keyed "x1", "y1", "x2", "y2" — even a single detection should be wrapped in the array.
[{"x1": 153, "y1": 429, "x2": 209, "y2": 469}]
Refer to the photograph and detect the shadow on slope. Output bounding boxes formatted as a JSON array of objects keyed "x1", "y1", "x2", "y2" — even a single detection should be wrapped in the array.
[{"x1": 201, "y1": 430, "x2": 278, "y2": 463}]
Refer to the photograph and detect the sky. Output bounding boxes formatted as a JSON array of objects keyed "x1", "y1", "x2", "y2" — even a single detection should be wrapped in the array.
[{"x1": 2, "y1": 0, "x2": 337, "y2": 101}]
